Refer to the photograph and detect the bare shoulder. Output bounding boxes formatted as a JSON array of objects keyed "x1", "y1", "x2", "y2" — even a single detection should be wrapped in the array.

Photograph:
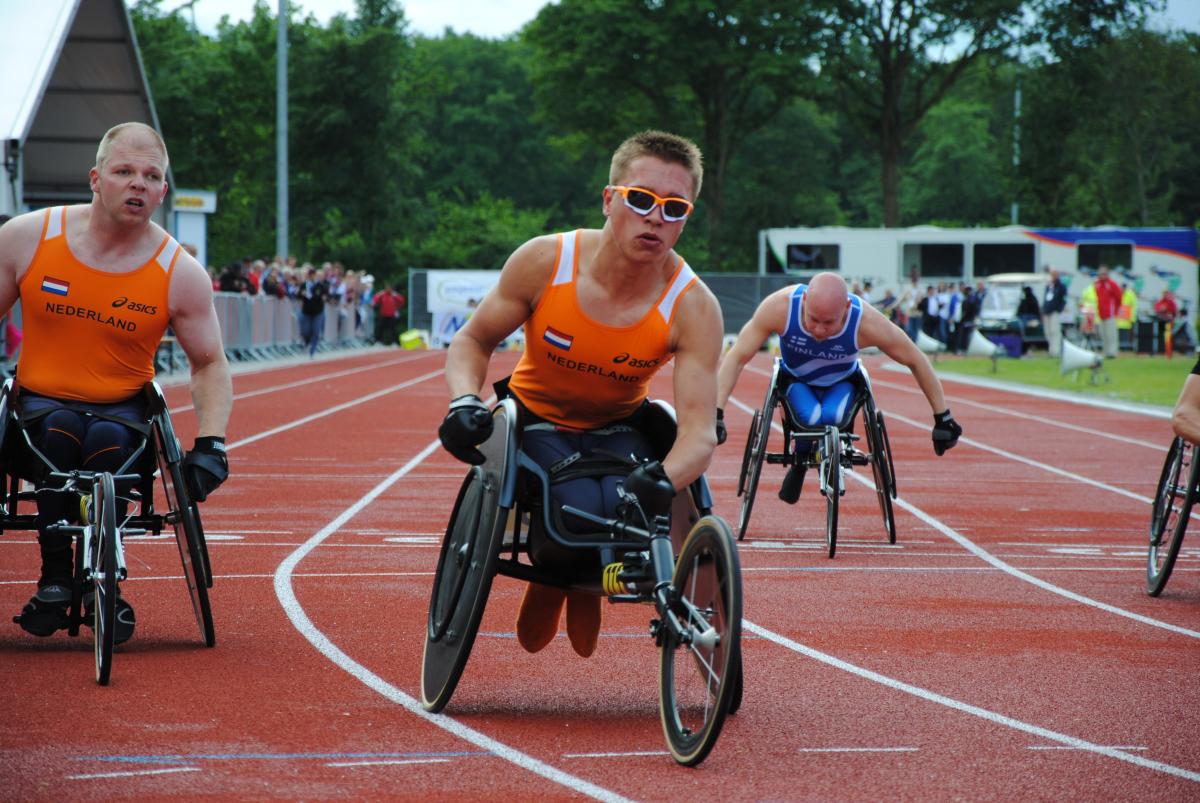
[
  {"x1": 167, "y1": 245, "x2": 215, "y2": 316},
  {"x1": 497, "y1": 232, "x2": 560, "y2": 299},
  {"x1": 0, "y1": 210, "x2": 48, "y2": 278}
]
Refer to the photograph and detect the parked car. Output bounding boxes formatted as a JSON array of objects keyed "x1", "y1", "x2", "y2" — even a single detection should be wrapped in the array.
[{"x1": 977, "y1": 273, "x2": 1054, "y2": 354}]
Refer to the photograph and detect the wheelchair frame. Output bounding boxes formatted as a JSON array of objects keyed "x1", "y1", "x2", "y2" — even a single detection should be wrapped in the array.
[
  {"x1": 1148, "y1": 435, "x2": 1197, "y2": 596},
  {"x1": 736, "y1": 358, "x2": 897, "y2": 557},
  {"x1": 0, "y1": 379, "x2": 215, "y2": 684},
  {"x1": 421, "y1": 397, "x2": 743, "y2": 767}
]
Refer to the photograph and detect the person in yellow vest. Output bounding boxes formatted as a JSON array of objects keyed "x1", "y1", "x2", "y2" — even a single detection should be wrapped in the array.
[
  {"x1": 437, "y1": 131, "x2": 723, "y2": 658},
  {"x1": 1117, "y1": 282, "x2": 1138, "y2": 350},
  {"x1": 0, "y1": 122, "x2": 233, "y2": 643},
  {"x1": 1079, "y1": 281, "x2": 1099, "y2": 346}
]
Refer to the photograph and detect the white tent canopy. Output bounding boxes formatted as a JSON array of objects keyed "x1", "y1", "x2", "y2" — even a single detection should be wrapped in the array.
[{"x1": 0, "y1": 0, "x2": 162, "y2": 217}]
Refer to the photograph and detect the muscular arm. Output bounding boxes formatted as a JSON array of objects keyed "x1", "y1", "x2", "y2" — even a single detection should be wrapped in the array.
[
  {"x1": 716, "y1": 287, "x2": 790, "y2": 409},
  {"x1": 1172, "y1": 374, "x2": 1200, "y2": 444},
  {"x1": 859, "y1": 303, "x2": 949, "y2": 414},
  {"x1": 444, "y1": 236, "x2": 556, "y2": 399},
  {"x1": 169, "y1": 253, "x2": 232, "y2": 437},
  {"x1": 0, "y1": 212, "x2": 44, "y2": 314},
  {"x1": 663, "y1": 285, "x2": 724, "y2": 488}
]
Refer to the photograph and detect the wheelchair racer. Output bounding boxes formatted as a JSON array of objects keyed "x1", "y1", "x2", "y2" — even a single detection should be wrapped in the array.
[
  {"x1": 437, "y1": 130, "x2": 723, "y2": 658},
  {"x1": 0, "y1": 122, "x2": 233, "y2": 643},
  {"x1": 716, "y1": 272, "x2": 962, "y2": 502}
]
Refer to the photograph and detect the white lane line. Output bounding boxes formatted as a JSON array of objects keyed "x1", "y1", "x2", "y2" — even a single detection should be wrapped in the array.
[
  {"x1": 67, "y1": 767, "x2": 200, "y2": 780},
  {"x1": 872, "y1": 376, "x2": 1170, "y2": 452},
  {"x1": 1028, "y1": 745, "x2": 1148, "y2": 752},
  {"x1": 228, "y1": 369, "x2": 445, "y2": 452},
  {"x1": 170, "y1": 353, "x2": 433, "y2": 414},
  {"x1": 724, "y1": 394, "x2": 1200, "y2": 639},
  {"x1": 327, "y1": 758, "x2": 452, "y2": 767},
  {"x1": 743, "y1": 620, "x2": 1200, "y2": 783},
  {"x1": 795, "y1": 747, "x2": 918, "y2": 754},
  {"x1": 273, "y1": 440, "x2": 633, "y2": 803}
]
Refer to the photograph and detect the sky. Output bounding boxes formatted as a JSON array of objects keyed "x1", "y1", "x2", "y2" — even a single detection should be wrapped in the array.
[
  {"x1": 182, "y1": 0, "x2": 1199, "y2": 38},
  {"x1": 186, "y1": 0, "x2": 554, "y2": 38}
]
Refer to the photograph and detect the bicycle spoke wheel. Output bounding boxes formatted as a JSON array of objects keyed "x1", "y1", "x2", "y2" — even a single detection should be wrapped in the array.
[
  {"x1": 1148, "y1": 437, "x2": 1195, "y2": 596},
  {"x1": 92, "y1": 473, "x2": 118, "y2": 686},
  {"x1": 823, "y1": 427, "x2": 840, "y2": 559},
  {"x1": 659, "y1": 516, "x2": 742, "y2": 767},
  {"x1": 865, "y1": 404, "x2": 896, "y2": 545},
  {"x1": 157, "y1": 447, "x2": 215, "y2": 646},
  {"x1": 737, "y1": 409, "x2": 768, "y2": 541}
]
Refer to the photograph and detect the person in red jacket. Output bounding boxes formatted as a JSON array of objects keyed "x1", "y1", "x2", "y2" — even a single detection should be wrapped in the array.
[
  {"x1": 371, "y1": 284, "x2": 405, "y2": 346},
  {"x1": 1092, "y1": 265, "x2": 1123, "y2": 358}
]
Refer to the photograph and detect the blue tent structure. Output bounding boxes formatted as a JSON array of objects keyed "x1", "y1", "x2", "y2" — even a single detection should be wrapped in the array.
[{"x1": 0, "y1": 0, "x2": 163, "y2": 220}]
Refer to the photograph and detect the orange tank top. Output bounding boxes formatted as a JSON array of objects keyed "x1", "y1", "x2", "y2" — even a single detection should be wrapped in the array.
[
  {"x1": 509, "y1": 230, "x2": 698, "y2": 429},
  {"x1": 17, "y1": 206, "x2": 176, "y2": 402}
]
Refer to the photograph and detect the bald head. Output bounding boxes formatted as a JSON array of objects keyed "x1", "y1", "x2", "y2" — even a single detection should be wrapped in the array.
[{"x1": 802, "y1": 272, "x2": 852, "y2": 340}]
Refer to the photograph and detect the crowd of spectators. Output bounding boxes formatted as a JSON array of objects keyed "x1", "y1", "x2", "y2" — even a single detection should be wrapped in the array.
[{"x1": 207, "y1": 256, "x2": 405, "y2": 347}]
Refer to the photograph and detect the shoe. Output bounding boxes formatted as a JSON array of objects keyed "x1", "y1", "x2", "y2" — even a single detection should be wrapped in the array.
[
  {"x1": 84, "y1": 591, "x2": 136, "y2": 645},
  {"x1": 14, "y1": 582, "x2": 71, "y2": 637},
  {"x1": 516, "y1": 582, "x2": 565, "y2": 653},
  {"x1": 565, "y1": 591, "x2": 601, "y2": 658},
  {"x1": 778, "y1": 464, "x2": 807, "y2": 504}
]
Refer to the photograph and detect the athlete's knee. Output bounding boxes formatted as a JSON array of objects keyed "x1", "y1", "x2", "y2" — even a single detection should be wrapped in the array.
[
  {"x1": 37, "y1": 409, "x2": 85, "y2": 467},
  {"x1": 81, "y1": 421, "x2": 137, "y2": 471}
]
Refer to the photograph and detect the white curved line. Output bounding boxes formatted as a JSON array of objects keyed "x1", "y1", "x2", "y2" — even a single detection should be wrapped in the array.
[
  {"x1": 743, "y1": 620, "x2": 1200, "y2": 783},
  {"x1": 273, "y1": 439, "x2": 632, "y2": 803}
]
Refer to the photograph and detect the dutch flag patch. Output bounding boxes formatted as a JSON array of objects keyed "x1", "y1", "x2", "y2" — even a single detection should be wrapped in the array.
[
  {"x1": 41, "y1": 276, "x2": 70, "y2": 296},
  {"x1": 543, "y1": 326, "x2": 574, "y2": 351}
]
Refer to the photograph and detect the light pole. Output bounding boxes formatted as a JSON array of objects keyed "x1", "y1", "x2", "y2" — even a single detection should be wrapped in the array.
[{"x1": 276, "y1": 0, "x2": 288, "y2": 259}]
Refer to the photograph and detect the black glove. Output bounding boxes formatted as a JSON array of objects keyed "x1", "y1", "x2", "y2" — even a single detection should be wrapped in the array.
[
  {"x1": 438, "y1": 394, "x2": 493, "y2": 465},
  {"x1": 182, "y1": 436, "x2": 228, "y2": 502},
  {"x1": 932, "y1": 409, "x2": 962, "y2": 456},
  {"x1": 715, "y1": 408, "x2": 727, "y2": 446},
  {"x1": 624, "y1": 460, "x2": 676, "y2": 519}
]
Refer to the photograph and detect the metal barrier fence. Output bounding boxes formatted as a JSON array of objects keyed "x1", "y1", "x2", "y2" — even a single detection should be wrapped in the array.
[{"x1": 208, "y1": 293, "x2": 374, "y2": 363}]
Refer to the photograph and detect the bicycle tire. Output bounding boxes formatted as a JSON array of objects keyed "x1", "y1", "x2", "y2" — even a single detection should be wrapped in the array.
[
  {"x1": 659, "y1": 515, "x2": 742, "y2": 766},
  {"x1": 92, "y1": 473, "x2": 118, "y2": 686},
  {"x1": 1148, "y1": 437, "x2": 1195, "y2": 596}
]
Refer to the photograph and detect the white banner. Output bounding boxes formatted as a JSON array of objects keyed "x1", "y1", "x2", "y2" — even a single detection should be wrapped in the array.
[{"x1": 426, "y1": 270, "x2": 501, "y2": 313}]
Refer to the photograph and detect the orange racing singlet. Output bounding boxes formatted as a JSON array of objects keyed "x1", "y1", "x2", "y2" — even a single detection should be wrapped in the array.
[
  {"x1": 16, "y1": 206, "x2": 177, "y2": 403},
  {"x1": 508, "y1": 230, "x2": 698, "y2": 429}
]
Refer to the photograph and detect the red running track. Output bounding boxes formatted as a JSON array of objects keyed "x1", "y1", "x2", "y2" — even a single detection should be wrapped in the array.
[{"x1": 1, "y1": 348, "x2": 1197, "y2": 801}]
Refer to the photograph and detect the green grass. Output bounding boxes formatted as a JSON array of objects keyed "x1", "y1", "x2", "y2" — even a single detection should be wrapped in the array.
[{"x1": 929, "y1": 350, "x2": 1194, "y2": 408}]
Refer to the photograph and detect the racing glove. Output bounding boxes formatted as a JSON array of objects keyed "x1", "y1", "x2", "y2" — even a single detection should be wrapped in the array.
[
  {"x1": 932, "y1": 409, "x2": 962, "y2": 456},
  {"x1": 715, "y1": 408, "x2": 727, "y2": 446},
  {"x1": 438, "y1": 394, "x2": 493, "y2": 465},
  {"x1": 182, "y1": 436, "x2": 229, "y2": 502},
  {"x1": 624, "y1": 460, "x2": 676, "y2": 519}
]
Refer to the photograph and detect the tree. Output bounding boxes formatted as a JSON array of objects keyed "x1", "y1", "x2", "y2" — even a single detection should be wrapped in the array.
[{"x1": 524, "y1": 0, "x2": 826, "y2": 269}]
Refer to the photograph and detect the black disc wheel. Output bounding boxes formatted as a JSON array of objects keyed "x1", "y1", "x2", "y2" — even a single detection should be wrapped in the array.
[
  {"x1": 822, "y1": 427, "x2": 840, "y2": 559},
  {"x1": 91, "y1": 473, "x2": 119, "y2": 686},
  {"x1": 659, "y1": 515, "x2": 742, "y2": 767},
  {"x1": 1148, "y1": 436, "x2": 1196, "y2": 596},
  {"x1": 157, "y1": 446, "x2": 215, "y2": 647},
  {"x1": 865, "y1": 402, "x2": 896, "y2": 545},
  {"x1": 420, "y1": 466, "x2": 505, "y2": 713},
  {"x1": 737, "y1": 407, "x2": 770, "y2": 541}
]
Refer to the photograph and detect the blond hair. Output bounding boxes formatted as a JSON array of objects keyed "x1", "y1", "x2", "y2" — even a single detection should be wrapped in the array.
[
  {"x1": 609, "y1": 130, "x2": 703, "y2": 199},
  {"x1": 95, "y1": 122, "x2": 169, "y2": 171}
]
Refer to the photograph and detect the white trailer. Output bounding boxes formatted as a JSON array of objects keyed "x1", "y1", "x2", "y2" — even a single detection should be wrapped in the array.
[{"x1": 758, "y1": 225, "x2": 1198, "y2": 330}]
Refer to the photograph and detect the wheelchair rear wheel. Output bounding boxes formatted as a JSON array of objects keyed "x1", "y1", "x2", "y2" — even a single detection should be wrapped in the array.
[
  {"x1": 659, "y1": 515, "x2": 742, "y2": 766},
  {"x1": 91, "y1": 472, "x2": 119, "y2": 686},
  {"x1": 421, "y1": 465, "x2": 506, "y2": 712},
  {"x1": 1148, "y1": 436, "x2": 1196, "y2": 596},
  {"x1": 864, "y1": 400, "x2": 896, "y2": 545},
  {"x1": 157, "y1": 448, "x2": 215, "y2": 646},
  {"x1": 821, "y1": 427, "x2": 840, "y2": 558},
  {"x1": 737, "y1": 409, "x2": 769, "y2": 541}
]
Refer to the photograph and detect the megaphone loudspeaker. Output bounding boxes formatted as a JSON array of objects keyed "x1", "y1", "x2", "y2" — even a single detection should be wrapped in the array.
[
  {"x1": 916, "y1": 330, "x2": 946, "y2": 354},
  {"x1": 1060, "y1": 339, "x2": 1103, "y2": 375},
  {"x1": 967, "y1": 330, "x2": 1004, "y2": 358}
]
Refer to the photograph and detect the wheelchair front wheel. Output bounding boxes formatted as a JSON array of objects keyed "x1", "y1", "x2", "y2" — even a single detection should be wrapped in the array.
[
  {"x1": 421, "y1": 466, "x2": 505, "y2": 713},
  {"x1": 821, "y1": 427, "x2": 840, "y2": 558},
  {"x1": 659, "y1": 515, "x2": 742, "y2": 767},
  {"x1": 1148, "y1": 436, "x2": 1196, "y2": 596},
  {"x1": 91, "y1": 473, "x2": 119, "y2": 686}
]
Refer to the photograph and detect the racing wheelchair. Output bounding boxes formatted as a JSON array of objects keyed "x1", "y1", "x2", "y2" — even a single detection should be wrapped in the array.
[
  {"x1": 1147, "y1": 435, "x2": 1197, "y2": 596},
  {"x1": 736, "y1": 358, "x2": 897, "y2": 557},
  {"x1": 0, "y1": 379, "x2": 215, "y2": 685},
  {"x1": 421, "y1": 396, "x2": 743, "y2": 767}
]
